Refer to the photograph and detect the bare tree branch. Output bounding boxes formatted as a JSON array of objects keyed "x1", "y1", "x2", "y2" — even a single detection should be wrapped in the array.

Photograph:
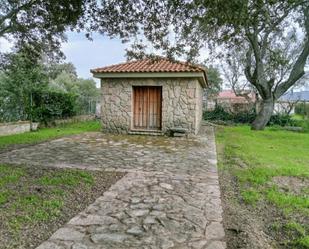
[{"x1": 274, "y1": 6, "x2": 309, "y2": 99}]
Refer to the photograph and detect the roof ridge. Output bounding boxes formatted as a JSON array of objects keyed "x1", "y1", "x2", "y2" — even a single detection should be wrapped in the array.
[
  {"x1": 146, "y1": 56, "x2": 206, "y2": 71},
  {"x1": 91, "y1": 59, "x2": 142, "y2": 72},
  {"x1": 91, "y1": 57, "x2": 206, "y2": 73}
]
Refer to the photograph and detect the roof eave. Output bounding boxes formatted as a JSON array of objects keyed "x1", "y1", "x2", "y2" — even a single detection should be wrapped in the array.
[{"x1": 91, "y1": 71, "x2": 208, "y2": 88}]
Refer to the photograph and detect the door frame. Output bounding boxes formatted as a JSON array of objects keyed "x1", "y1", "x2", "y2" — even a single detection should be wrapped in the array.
[{"x1": 131, "y1": 85, "x2": 162, "y2": 131}]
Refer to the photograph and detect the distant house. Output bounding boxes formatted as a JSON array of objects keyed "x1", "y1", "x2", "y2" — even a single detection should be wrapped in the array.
[
  {"x1": 275, "y1": 91, "x2": 309, "y2": 114},
  {"x1": 91, "y1": 58, "x2": 208, "y2": 135},
  {"x1": 207, "y1": 90, "x2": 256, "y2": 113}
]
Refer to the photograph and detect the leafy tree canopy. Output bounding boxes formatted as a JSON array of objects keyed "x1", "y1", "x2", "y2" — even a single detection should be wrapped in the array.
[
  {"x1": 0, "y1": 46, "x2": 48, "y2": 122},
  {"x1": 205, "y1": 65, "x2": 223, "y2": 98},
  {"x1": 0, "y1": 0, "x2": 97, "y2": 58},
  {"x1": 47, "y1": 62, "x2": 78, "y2": 80},
  {"x1": 49, "y1": 70, "x2": 99, "y2": 115}
]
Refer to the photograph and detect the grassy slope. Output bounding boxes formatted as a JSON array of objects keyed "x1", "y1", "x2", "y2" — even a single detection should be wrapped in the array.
[
  {"x1": 216, "y1": 126, "x2": 309, "y2": 248},
  {"x1": 0, "y1": 120, "x2": 100, "y2": 150}
]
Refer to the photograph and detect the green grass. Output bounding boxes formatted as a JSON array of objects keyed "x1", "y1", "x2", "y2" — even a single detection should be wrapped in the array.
[
  {"x1": 0, "y1": 120, "x2": 100, "y2": 150},
  {"x1": 290, "y1": 115, "x2": 309, "y2": 132},
  {"x1": 216, "y1": 126, "x2": 309, "y2": 248},
  {"x1": 0, "y1": 163, "x2": 122, "y2": 248},
  {"x1": 0, "y1": 164, "x2": 94, "y2": 233},
  {"x1": 292, "y1": 114, "x2": 306, "y2": 121},
  {"x1": 38, "y1": 170, "x2": 94, "y2": 186}
]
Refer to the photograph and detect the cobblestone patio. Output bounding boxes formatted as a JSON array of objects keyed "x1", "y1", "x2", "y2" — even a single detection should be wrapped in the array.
[{"x1": 0, "y1": 126, "x2": 226, "y2": 249}]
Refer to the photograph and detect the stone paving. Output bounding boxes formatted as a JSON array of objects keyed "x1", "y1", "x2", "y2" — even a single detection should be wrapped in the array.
[{"x1": 0, "y1": 126, "x2": 226, "y2": 249}]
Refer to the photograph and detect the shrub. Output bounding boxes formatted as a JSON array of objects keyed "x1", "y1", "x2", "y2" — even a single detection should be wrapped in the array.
[
  {"x1": 295, "y1": 102, "x2": 309, "y2": 117},
  {"x1": 203, "y1": 105, "x2": 255, "y2": 124},
  {"x1": 268, "y1": 114, "x2": 297, "y2": 127},
  {"x1": 32, "y1": 89, "x2": 77, "y2": 125},
  {"x1": 204, "y1": 105, "x2": 298, "y2": 127},
  {"x1": 233, "y1": 110, "x2": 256, "y2": 123},
  {"x1": 203, "y1": 105, "x2": 232, "y2": 121}
]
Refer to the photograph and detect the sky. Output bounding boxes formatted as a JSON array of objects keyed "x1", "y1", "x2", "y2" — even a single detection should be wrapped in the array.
[
  {"x1": 0, "y1": 31, "x2": 308, "y2": 90},
  {"x1": 62, "y1": 32, "x2": 126, "y2": 79},
  {"x1": 0, "y1": 32, "x2": 127, "y2": 80}
]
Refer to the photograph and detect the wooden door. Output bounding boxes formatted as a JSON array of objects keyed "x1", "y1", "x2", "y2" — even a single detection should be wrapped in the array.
[{"x1": 133, "y1": 86, "x2": 162, "y2": 130}]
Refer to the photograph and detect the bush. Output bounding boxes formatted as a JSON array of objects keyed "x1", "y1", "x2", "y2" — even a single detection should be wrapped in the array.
[
  {"x1": 204, "y1": 105, "x2": 298, "y2": 127},
  {"x1": 295, "y1": 102, "x2": 309, "y2": 117},
  {"x1": 233, "y1": 110, "x2": 256, "y2": 123},
  {"x1": 268, "y1": 114, "x2": 297, "y2": 127},
  {"x1": 32, "y1": 89, "x2": 77, "y2": 125},
  {"x1": 203, "y1": 105, "x2": 232, "y2": 121},
  {"x1": 203, "y1": 105, "x2": 256, "y2": 124}
]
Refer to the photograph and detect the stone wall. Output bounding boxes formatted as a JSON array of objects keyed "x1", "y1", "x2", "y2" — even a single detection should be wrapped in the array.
[
  {"x1": 101, "y1": 78, "x2": 204, "y2": 135},
  {"x1": 0, "y1": 121, "x2": 39, "y2": 136},
  {"x1": 195, "y1": 81, "x2": 204, "y2": 134}
]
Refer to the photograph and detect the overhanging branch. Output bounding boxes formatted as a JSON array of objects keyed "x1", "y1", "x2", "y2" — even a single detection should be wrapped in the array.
[{"x1": 274, "y1": 6, "x2": 309, "y2": 99}]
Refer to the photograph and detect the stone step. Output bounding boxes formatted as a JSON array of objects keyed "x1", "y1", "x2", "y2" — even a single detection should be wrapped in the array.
[{"x1": 128, "y1": 130, "x2": 164, "y2": 136}]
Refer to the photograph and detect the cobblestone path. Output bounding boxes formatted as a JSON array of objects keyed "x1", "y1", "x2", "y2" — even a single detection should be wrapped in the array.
[{"x1": 0, "y1": 126, "x2": 226, "y2": 249}]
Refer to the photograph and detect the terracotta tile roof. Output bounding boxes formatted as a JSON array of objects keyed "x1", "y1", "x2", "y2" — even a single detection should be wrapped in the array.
[{"x1": 90, "y1": 58, "x2": 206, "y2": 74}]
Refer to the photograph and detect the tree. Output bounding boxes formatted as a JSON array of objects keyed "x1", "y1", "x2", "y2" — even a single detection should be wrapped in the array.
[
  {"x1": 49, "y1": 71, "x2": 77, "y2": 92},
  {"x1": 221, "y1": 47, "x2": 257, "y2": 105},
  {"x1": 0, "y1": 46, "x2": 48, "y2": 128},
  {"x1": 205, "y1": 65, "x2": 223, "y2": 98},
  {"x1": 0, "y1": 49, "x2": 95, "y2": 123},
  {"x1": 0, "y1": 0, "x2": 97, "y2": 57},
  {"x1": 47, "y1": 62, "x2": 78, "y2": 80},
  {"x1": 95, "y1": 0, "x2": 309, "y2": 130},
  {"x1": 49, "y1": 71, "x2": 99, "y2": 115},
  {"x1": 75, "y1": 78, "x2": 100, "y2": 114}
]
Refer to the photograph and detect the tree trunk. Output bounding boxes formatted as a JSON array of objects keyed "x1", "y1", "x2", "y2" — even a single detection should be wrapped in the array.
[{"x1": 251, "y1": 98, "x2": 274, "y2": 130}]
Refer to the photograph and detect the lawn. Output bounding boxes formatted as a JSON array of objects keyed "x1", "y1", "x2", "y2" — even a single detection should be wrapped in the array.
[
  {"x1": 0, "y1": 120, "x2": 100, "y2": 151},
  {"x1": 292, "y1": 114, "x2": 307, "y2": 121},
  {"x1": 216, "y1": 126, "x2": 309, "y2": 249},
  {"x1": 0, "y1": 164, "x2": 123, "y2": 249}
]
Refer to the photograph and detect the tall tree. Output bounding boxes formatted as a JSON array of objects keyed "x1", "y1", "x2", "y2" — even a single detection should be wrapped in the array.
[
  {"x1": 95, "y1": 0, "x2": 309, "y2": 129},
  {"x1": 0, "y1": 46, "x2": 48, "y2": 126}
]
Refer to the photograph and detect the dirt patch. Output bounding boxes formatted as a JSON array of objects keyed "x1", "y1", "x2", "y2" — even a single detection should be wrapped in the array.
[
  {"x1": 219, "y1": 164, "x2": 308, "y2": 249},
  {"x1": 272, "y1": 176, "x2": 309, "y2": 195},
  {"x1": 219, "y1": 169, "x2": 275, "y2": 249},
  {"x1": 0, "y1": 165, "x2": 124, "y2": 249}
]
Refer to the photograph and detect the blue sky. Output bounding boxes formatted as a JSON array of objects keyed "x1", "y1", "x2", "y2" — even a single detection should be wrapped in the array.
[{"x1": 62, "y1": 32, "x2": 126, "y2": 79}]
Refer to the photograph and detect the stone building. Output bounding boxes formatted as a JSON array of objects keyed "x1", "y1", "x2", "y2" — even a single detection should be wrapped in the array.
[{"x1": 91, "y1": 58, "x2": 208, "y2": 135}]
